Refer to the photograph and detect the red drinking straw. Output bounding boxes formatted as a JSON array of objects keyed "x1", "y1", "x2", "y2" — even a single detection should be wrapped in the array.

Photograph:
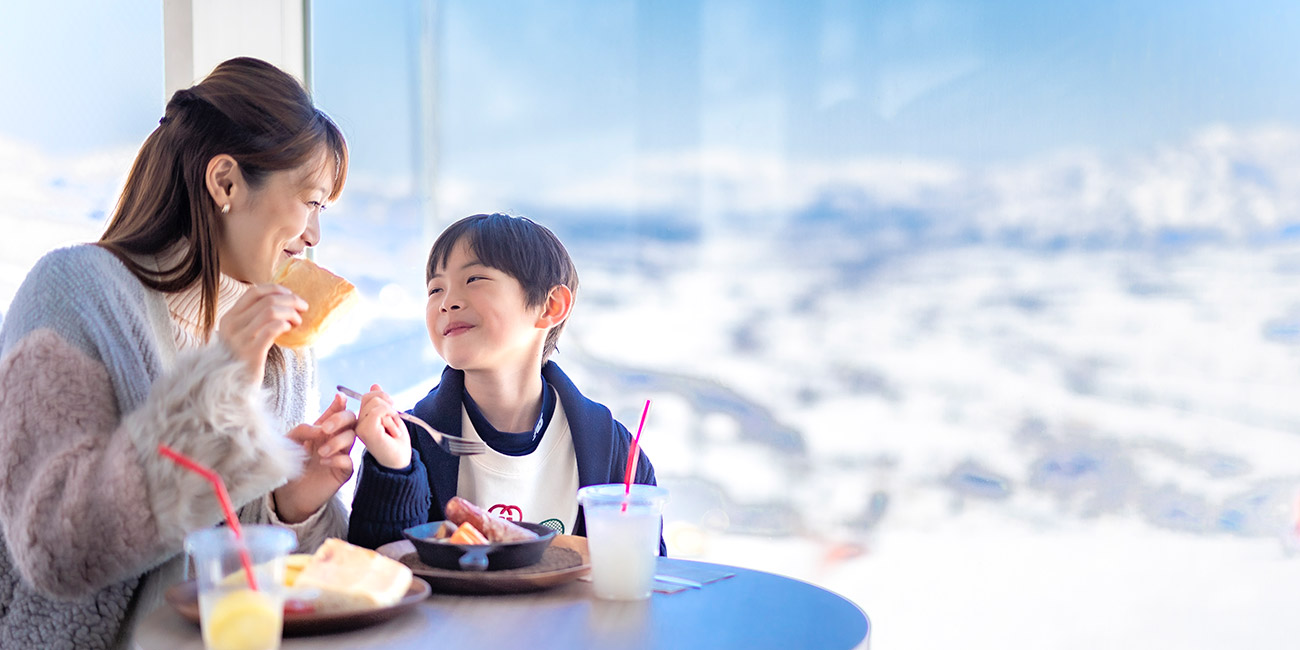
[
  {"x1": 621, "y1": 399, "x2": 652, "y2": 512},
  {"x1": 157, "y1": 443, "x2": 258, "y2": 591}
]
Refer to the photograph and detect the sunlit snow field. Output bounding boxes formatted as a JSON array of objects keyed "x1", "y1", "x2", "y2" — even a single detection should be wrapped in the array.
[{"x1": 6, "y1": 127, "x2": 1300, "y2": 648}]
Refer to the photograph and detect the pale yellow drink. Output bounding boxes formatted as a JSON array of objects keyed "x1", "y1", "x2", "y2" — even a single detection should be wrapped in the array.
[
  {"x1": 185, "y1": 525, "x2": 295, "y2": 650},
  {"x1": 199, "y1": 588, "x2": 283, "y2": 650}
]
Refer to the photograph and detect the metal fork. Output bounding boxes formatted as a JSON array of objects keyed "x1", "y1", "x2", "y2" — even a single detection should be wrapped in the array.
[{"x1": 335, "y1": 385, "x2": 487, "y2": 456}]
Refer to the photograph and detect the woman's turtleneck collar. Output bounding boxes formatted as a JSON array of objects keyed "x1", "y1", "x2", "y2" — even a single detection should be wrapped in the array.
[{"x1": 151, "y1": 242, "x2": 250, "y2": 350}]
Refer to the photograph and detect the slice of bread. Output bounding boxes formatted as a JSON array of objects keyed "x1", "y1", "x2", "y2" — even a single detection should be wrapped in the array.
[
  {"x1": 272, "y1": 257, "x2": 359, "y2": 349},
  {"x1": 291, "y1": 538, "x2": 414, "y2": 613}
]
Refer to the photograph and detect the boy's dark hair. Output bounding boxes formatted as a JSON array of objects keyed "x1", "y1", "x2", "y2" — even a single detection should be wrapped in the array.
[{"x1": 427, "y1": 213, "x2": 579, "y2": 360}]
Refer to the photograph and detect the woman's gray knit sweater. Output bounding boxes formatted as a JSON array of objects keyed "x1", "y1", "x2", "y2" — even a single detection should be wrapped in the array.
[{"x1": 0, "y1": 245, "x2": 346, "y2": 649}]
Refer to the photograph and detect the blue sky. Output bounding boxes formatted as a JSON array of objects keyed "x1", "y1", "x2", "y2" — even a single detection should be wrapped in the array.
[
  {"x1": 4, "y1": 1, "x2": 1300, "y2": 175},
  {"x1": 0, "y1": 1, "x2": 161, "y2": 154},
  {"x1": 312, "y1": 0, "x2": 1300, "y2": 188}
]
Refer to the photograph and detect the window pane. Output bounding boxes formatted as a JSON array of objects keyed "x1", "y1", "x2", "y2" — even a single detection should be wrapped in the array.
[
  {"x1": 310, "y1": 3, "x2": 1300, "y2": 647},
  {"x1": 0, "y1": 2, "x2": 162, "y2": 310},
  {"x1": 309, "y1": 1, "x2": 442, "y2": 399}
]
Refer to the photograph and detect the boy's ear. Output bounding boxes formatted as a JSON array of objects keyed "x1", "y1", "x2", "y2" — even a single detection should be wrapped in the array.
[{"x1": 535, "y1": 285, "x2": 574, "y2": 329}]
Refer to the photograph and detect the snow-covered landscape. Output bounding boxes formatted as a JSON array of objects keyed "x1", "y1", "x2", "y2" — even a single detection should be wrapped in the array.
[{"x1": 6, "y1": 124, "x2": 1300, "y2": 648}]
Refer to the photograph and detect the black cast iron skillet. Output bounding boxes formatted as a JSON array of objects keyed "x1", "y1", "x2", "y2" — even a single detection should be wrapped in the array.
[{"x1": 402, "y1": 521, "x2": 557, "y2": 571}]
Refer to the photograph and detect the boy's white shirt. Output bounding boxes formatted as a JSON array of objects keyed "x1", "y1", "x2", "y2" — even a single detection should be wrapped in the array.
[{"x1": 455, "y1": 397, "x2": 580, "y2": 533}]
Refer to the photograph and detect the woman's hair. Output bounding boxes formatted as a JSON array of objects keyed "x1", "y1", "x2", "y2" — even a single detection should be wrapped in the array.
[
  {"x1": 99, "y1": 56, "x2": 348, "y2": 339},
  {"x1": 426, "y1": 213, "x2": 579, "y2": 361}
]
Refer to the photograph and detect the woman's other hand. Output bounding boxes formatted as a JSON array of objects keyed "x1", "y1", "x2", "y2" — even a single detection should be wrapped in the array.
[
  {"x1": 355, "y1": 383, "x2": 412, "y2": 470},
  {"x1": 273, "y1": 393, "x2": 357, "y2": 523},
  {"x1": 218, "y1": 284, "x2": 307, "y2": 384}
]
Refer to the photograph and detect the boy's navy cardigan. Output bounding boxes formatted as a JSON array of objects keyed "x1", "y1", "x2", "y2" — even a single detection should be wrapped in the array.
[{"x1": 348, "y1": 361, "x2": 666, "y2": 555}]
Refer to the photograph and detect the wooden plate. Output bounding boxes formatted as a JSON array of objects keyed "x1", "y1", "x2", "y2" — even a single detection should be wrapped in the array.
[
  {"x1": 164, "y1": 578, "x2": 430, "y2": 636},
  {"x1": 376, "y1": 534, "x2": 591, "y2": 595}
]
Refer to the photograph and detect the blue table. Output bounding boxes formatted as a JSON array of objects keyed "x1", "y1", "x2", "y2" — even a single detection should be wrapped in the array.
[{"x1": 134, "y1": 556, "x2": 870, "y2": 649}]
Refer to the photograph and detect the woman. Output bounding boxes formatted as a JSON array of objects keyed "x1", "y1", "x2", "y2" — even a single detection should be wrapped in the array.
[{"x1": 0, "y1": 57, "x2": 357, "y2": 649}]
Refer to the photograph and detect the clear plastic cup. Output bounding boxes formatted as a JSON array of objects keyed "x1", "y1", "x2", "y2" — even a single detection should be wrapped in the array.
[
  {"x1": 578, "y1": 483, "x2": 668, "y2": 600},
  {"x1": 184, "y1": 525, "x2": 296, "y2": 650}
]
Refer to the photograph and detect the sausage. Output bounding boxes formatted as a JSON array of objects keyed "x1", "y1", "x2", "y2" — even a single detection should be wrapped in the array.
[{"x1": 444, "y1": 496, "x2": 539, "y2": 543}]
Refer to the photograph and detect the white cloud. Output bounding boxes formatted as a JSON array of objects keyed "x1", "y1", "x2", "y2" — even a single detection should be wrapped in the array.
[
  {"x1": 7, "y1": 121, "x2": 1300, "y2": 312},
  {"x1": 436, "y1": 123, "x2": 1300, "y2": 243}
]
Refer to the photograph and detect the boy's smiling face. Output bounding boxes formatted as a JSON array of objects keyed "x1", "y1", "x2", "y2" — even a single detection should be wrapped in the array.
[{"x1": 425, "y1": 239, "x2": 548, "y2": 372}]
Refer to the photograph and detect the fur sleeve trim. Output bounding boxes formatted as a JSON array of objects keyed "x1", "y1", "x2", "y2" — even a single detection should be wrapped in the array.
[
  {"x1": 130, "y1": 342, "x2": 306, "y2": 543},
  {"x1": 0, "y1": 330, "x2": 302, "y2": 599}
]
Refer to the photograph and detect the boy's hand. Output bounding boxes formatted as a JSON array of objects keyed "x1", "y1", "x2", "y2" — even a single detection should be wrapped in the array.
[{"x1": 355, "y1": 383, "x2": 412, "y2": 470}]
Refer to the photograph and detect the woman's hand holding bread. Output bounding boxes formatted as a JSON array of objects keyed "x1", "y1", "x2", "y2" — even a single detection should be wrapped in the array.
[
  {"x1": 218, "y1": 284, "x2": 307, "y2": 385},
  {"x1": 221, "y1": 258, "x2": 362, "y2": 522}
]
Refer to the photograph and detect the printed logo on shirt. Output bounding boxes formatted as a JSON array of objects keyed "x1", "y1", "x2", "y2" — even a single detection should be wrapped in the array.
[
  {"x1": 489, "y1": 504, "x2": 523, "y2": 521},
  {"x1": 538, "y1": 518, "x2": 565, "y2": 534}
]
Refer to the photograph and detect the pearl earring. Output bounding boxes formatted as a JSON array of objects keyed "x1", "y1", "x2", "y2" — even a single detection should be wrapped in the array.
[{"x1": 221, "y1": 203, "x2": 230, "y2": 215}]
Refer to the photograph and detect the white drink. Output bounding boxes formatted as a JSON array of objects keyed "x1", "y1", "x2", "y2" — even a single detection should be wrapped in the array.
[
  {"x1": 578, "y1": 484, "x2": 668, "y2": 601},
  {"x1": 585, "y1": 509, "x2": 661, "y2": 600}
]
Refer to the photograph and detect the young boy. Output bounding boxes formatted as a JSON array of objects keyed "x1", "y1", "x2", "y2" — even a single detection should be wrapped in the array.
[{"x1": 347, "y1": 213, "x2": 665, "y2": 554}]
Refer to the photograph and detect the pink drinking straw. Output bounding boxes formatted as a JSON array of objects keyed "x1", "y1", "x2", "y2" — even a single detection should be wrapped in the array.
[
  {"x1": 157, "y1": 443, "x2": 259, "y2": 591},
  {"x1": 1294, "y1": 496, "x2": 1300, "y2": 535},
  {"x1": 621, "y1": 399, "x2": 652, "y2": 512}
]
